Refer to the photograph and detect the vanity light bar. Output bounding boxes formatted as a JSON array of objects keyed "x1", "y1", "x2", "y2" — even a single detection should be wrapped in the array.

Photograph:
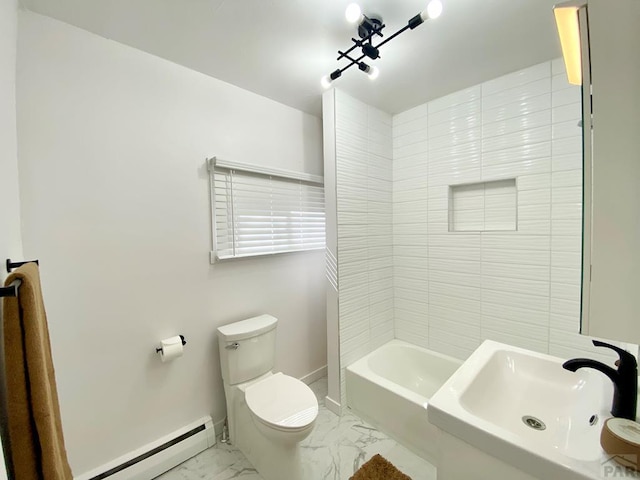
[{"x1": 554, "y1": 0, "x2": 588, "y2": 86}]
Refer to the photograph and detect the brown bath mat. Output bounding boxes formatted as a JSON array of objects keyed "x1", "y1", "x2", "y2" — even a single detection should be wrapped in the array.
[{"x1": 350, "y1": 454, "x2": 412, "y2": 480}]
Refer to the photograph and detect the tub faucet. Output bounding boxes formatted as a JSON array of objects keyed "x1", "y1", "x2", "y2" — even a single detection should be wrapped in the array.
[{"x1": 562, "y1": 340, "x2": 637, "y2": 421}]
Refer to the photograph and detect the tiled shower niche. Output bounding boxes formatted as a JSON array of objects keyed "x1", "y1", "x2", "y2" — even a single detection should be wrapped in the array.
[{"x1": 449, "y1": 178, "x2": 517, "y2": 232}]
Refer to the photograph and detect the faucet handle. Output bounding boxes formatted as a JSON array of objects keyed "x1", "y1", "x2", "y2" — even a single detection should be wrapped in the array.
[{"x1": 593, "y1": 340, "x2": 637, "y2": 370}]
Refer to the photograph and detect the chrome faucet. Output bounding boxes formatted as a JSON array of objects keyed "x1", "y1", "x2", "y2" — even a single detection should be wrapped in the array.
[{"x1": 562, "y1": 340, "x2": 638, "y2": 420}]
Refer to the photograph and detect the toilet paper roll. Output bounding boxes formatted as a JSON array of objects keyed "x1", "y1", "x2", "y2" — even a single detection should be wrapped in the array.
[{"x1": 160, "y1": 336, "x2": 184, "y2": 363}]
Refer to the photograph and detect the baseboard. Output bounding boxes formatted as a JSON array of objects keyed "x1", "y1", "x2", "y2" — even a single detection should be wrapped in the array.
[
  {"x1": 213, "y1": 417, "x2": 225, "y2": 439},
  {"x1": 324, "y1": 395, "x2": 341, "y2": 415},
  {"x1": 299, "y1": 365, "x2": 327, "y2": 385},
  {"x1": 75, "y1": 416, "x2": 215, "y2": 480}
]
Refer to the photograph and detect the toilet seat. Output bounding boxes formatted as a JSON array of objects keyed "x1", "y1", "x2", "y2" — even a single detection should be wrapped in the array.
[{"x1": 245, "y1": 372, "x2": 318, "y2": 432}]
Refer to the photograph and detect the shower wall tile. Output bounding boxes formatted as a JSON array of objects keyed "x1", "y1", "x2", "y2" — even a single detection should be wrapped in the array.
[
  {"x1": 477, "y1": 63, "x2": 552, "y2": 356},
  {"x1": 482, "y1": 77, "x2": 550, "y2": 111},
  {"x1": 548, "y1": 68, "x2": 588, "y2": 361},
  {"x1": 332, "y1": 60, "x2": 634, "y2": 410},
  {"x1": 482, "y1": 62, "x2": 550, "y2": 96},
  {"x1": 428, "y1": 86, "x2": 481, "y2": 113},
  {"x1": 551, "y1": 57, "x2": 567, "y2": 75},
  {"x1": 429, "y1": 103, "x2": 482, "y2": 130},
  {"x1": 391, "y1": 60, "x2": 632, "y2": 363},
  {"x1": 335, "y1": 90, "x2": 394, "y2": 406},
  {"x1": 393, "y1": 103, "x2": 428, "y2": 126},
  {"x1": 482, "y1": 110, "x2": 550, "y2": 139},
  {"x1": 429, "y1": 327, "x2": 479, "y2": 360},
  {"x1": 483, "y1": 93, "x2": 551, "y2": 125},
  {"x1": 392, "y1": 102, "x2": 429, "y2": 347}
]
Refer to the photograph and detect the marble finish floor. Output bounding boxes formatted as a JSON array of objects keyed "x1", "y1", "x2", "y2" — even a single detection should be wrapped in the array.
[{"x1": 156, "y1": 377, "x2": 437, "y2": 480}]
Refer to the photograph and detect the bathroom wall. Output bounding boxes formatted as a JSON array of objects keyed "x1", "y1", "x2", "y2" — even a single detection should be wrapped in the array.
[
  {"x1": 392, "y1": 59, "x2": 621, "y2": 364},
  {"x1": 16, "y1": 11, "x2": 326, "y2": 476},
  {"x1": 325, "y1": 89, "x2": 394, "y2": 407},
  {"x1": 0, "y1": 0, "x2": 23, "y2": 272},
  {"x1": 0, "y1": 3, "x2": 21, "y2": 478}
]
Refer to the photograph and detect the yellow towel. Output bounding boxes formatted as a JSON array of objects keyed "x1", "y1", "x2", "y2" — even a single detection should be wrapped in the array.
[{"x1": 3, "y1": 263, "x2": 72, "y2": 479}]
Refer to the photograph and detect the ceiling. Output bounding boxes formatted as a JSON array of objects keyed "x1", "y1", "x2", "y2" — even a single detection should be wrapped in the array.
[{"x1": 21, "y1": 0, "x2": 562, "y2": 117}]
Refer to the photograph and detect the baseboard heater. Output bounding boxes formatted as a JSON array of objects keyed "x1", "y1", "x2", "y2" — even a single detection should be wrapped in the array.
[{"x1": 75, "y1": 416, "x2": 216, "y2": 480}]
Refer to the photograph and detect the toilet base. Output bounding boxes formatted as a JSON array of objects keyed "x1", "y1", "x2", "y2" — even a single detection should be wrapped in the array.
[{"x1": 234, "y1": 397, "x2": 305, "y2": 480}]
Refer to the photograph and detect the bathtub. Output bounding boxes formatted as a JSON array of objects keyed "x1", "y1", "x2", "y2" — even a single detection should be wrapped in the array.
[{"x1": 345, "y1": 339, "x2": 462, "y2": 464}]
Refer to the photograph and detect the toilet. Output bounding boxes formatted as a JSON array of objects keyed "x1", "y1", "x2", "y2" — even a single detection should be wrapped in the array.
[{"x1": 217, "y1": 314, "x2": 318, "y2": 480}]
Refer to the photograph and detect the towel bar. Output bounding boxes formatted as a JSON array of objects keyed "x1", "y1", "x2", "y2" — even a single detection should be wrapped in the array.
[
  {"x1": 1, "y1": 257, "x2": 35, "y2": 296},
  {"x1": 0, "y1": 279, "x2": 22, "y2": 298},
  {"x1": 6, "y1": 258, "x2": 39, "y2": 273}
]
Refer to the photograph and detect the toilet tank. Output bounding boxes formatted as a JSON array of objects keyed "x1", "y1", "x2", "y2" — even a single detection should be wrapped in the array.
[{"x1": 217, "y1": 314, "x2": 277, "y2": 385}]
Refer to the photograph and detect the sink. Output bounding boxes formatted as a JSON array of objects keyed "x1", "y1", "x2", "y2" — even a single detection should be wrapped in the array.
[
  {"x1": 460, "y1": 348, "x2": 610, "y2": 462},
  {"x1": 428, "y1": 340, "x2": 617, "y2": 480}
]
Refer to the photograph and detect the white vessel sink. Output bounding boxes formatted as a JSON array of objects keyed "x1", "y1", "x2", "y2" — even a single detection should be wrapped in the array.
[{"x1": 428, "y1": 340, "x2": 618, "y2": 479}]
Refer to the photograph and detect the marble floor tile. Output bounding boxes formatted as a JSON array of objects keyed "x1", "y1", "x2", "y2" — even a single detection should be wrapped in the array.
[{"x1": 155, "y1": 377, "x2": 436, "y2": 480}]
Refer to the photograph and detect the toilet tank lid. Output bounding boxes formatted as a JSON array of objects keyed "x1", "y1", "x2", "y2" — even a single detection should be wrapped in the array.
[{"x1": 217, "y1": 314, "x2": 278, "y2": 342}]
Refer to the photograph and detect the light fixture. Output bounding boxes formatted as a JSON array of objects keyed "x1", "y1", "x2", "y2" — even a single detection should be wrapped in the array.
[
  {"x1": 410, "y1": 0, "x2": 443, "y2": 28},
  {"x1": 358, "y1": 63, "x2": 380, "y2": 80},
  {"x1": 345, "y1": 3, "x2": 363, "y2": 24},
  {"x1": 320, "y1": 75, "x2": 332, "y2": 89},
  {"x1": 321, "y1": 68, "x2": 343, "y2": 89},
  {"x1": 553, "y1": 0, "x2": 587, "y2": 85},
  {"x1": 322, "y1": 0, "x2": 443, "y2": 86},
  {"x1": 424, "y1": 0, "x2": 443, "y2": 20}
]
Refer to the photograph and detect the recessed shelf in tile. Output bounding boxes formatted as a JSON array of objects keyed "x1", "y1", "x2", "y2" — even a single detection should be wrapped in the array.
[{"x1": 449, "y1": 179, "x2": 517, "y2": 232}]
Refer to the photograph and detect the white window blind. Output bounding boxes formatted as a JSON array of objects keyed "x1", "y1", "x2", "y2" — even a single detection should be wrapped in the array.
[{"x1": 210, "y1": 161, "x2": 325, "y2": 261}]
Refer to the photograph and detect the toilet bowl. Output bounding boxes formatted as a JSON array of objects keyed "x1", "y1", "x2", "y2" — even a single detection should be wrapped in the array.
[
  {"x1": 217, "y1": 314, "x2": 318, "y2": 480},
  {"x1": 245, "y1": 372, "x2": 318, "y2": 445}
]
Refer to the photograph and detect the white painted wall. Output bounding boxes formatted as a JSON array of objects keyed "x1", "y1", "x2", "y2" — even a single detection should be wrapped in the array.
[
  {"x1": 0, "y1": 0, "x2": 22, "y2": 267},
  {"x1": 0, "y1": 0, "x2": 22, "y2": 477},
  {"x1": 391, "y1": 59, "x2": 633, "y2": 364},
  {"x1": 16, "y1": 11, "x2": 326, "y2": 476},
  {"x1": 585, "y1": 0, "x2": 640, "y2": 343}
]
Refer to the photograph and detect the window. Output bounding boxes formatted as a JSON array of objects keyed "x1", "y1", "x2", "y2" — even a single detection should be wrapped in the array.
[{"x1": 209, "y1": 158, "x2": 325, "y2": 261}]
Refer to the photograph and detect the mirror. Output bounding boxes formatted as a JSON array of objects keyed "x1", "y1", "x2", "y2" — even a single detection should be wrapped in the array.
[{"x1": 562, "y1": 0, "x2": 640, "y2": 343}]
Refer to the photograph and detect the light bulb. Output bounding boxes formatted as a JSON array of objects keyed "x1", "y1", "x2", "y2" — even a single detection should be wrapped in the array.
[
  {"x1": 345, "y1": 3, "x2": 363, "y2": 23},
  {"x1": 367, "y1": 65, "x2": 380, "y2": 80},
  {"x1": 321, "y1": 75, "x2": 332, "y2": 89},
  {"x1": 426, "y1": 0, "x2": 443, "y2": 20}
]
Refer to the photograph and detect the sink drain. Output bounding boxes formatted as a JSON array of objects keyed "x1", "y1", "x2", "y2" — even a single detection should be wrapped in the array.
[{"x1": 522, "y1": 415, "x2": 546, "y2": 431}]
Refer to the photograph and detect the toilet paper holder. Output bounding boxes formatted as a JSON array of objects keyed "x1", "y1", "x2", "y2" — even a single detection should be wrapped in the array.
[{"x1": 156, "y1": 335, "x2": 187, "y2": 354}]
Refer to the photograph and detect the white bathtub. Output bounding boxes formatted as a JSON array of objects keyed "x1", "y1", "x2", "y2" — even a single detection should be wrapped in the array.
[{"x1": 345, "y1": 339, "x2": 462, "y2": 464}]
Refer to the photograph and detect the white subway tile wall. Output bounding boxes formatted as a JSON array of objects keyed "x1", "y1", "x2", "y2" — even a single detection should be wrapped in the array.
[
  {"x1": 334, "y1": 60, "x2": 633, "y2": 404},
  {"x1": 335, "y1": 91, "x2": 394, "y2": 405},
  {"x1": 391, "y1": 59, "x2": 629, "y2": 364}
]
